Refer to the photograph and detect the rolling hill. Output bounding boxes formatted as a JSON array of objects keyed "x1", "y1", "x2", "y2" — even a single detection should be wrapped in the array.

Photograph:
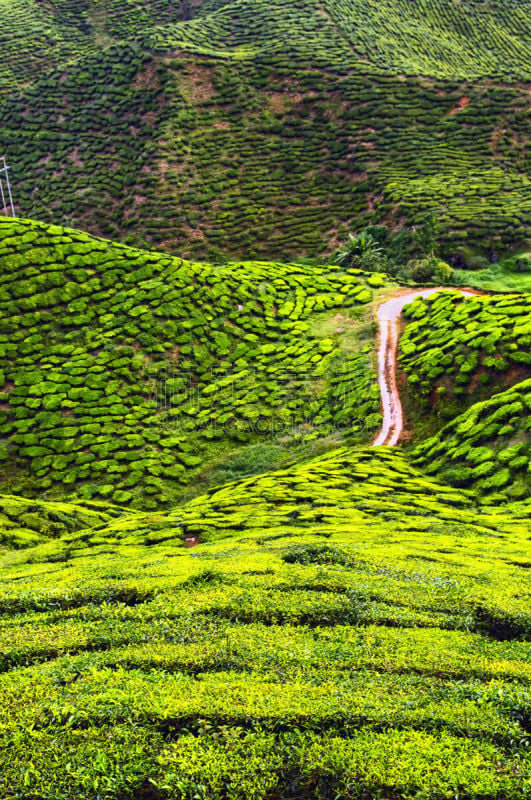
[
  {"x1": 0, "y1": 217, "x2": 528, "y2": 798},
  {"x1": 0, "y1": 1, "x2": 530, "y2": 798},
  {"x1": 0, "y1": 444, "x2": 529, "y2": 799},
  {"x1": 0, "y1": 216, "x2": 383, "y2": 508},
  {"x1": 0, "y1": 0, "x2": 529, "y2": 260},
  {"x1": 399, "y1": 290, "x2": 531, "y2": 418}
]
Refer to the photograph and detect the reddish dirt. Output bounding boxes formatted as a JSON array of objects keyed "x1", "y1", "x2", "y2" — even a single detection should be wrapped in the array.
[
  {"x1": 133, "y1": 62, "x2": 160, "y2": 90},
  {"x1": 169, "y1": 345, "x2": 181, "y2": 363},
  {"x1": 183, "y1": 225, "x2": 206, "y2": 241},
  {"x1": 158, "y1": 159, "x2": 170, "y2": 179},
  {"x1": 179, "y1": 64, "x2": 215, "y2": 104},
  {"x1": 141, "y1": 111, "x2": 157, "y2": 126},
  {"x1": 373, "y1": 288, "x2": 477, "y2": 447},
  {"x1": 69, "y1": 147, "x2": 83, "y2": 167},
  {"x1": 450, "y1": 96, "x2": 470, "y2": 115}
]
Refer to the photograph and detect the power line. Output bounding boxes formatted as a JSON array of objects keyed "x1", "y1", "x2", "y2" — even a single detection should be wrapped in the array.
[{"x1": 0, "y1": 157, "x2": 15, "y2": 217}]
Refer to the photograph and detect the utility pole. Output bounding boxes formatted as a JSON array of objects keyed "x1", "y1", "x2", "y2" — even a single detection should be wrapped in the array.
[{"x1": 0, "y1": 157, "x2": 15, "y2": 217}]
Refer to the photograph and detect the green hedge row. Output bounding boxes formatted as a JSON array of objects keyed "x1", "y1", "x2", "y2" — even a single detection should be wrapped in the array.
[
  {"x1": 400, "y1": 291, "x2": 531, "y2": 420},
  {"x1": 412, "y1": 378, "x2": 531, "y2": 501},
  {"x1": 1, "y1": 33, "x2": 528, "y2": 260},
  {"x1": 0, "y1": 446, "x2": 529, "y2": 798},
  {"x1": 0, "y1": 217, "x2": 381, "y2": 508}
]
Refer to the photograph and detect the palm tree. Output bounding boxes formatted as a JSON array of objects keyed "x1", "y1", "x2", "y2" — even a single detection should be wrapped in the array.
[{"x1": 335, "y1": 231, "x2": 382, "y2": 269}]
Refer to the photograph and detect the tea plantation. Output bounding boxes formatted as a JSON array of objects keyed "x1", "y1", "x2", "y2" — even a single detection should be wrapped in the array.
[
  {"x1": 0, "y1": 0, "x2": 529, "y2": 259},
  {"x1": 0, "y1": 1, "x2": 530, "y2": 797},
  {"x1": 400, "y1": 291, "x2": 531, "y2": 418},
  {"x1": 412, "y1": 379, "x2": 531, "y2": 500},
  {"x1": 0, "y1": 219, "x2": 529, "y2": 797},
  {"x1": 0, "y1": 447, "x2": 530, "y2": 799},
  {"x1": 0, "y1": 216, "x2": 383, "y2": 509},
  {"x1": 2, "y1": 0, "x2": 528, "y2": 97}
]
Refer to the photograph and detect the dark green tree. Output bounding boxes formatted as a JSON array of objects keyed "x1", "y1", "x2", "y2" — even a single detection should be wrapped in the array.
[
  {"x1": 414, "y1": 211, "x2": 440, "y2": 259},
  {"x1": 335, "y1": 230, "x2": 383, "y2": 270}
]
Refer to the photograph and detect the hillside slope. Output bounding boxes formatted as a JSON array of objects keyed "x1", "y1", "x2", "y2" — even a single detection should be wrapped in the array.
[
  {"x1": 0, "y1": 217, "x2": 383, "y2": 508},
  {"x1": 1, "y1": 1, "x2": 529, "y2": 260},
  {"x1": 413, "y1": 379, "x2": 531, "y2": 500},
  {"x1": 0, "y1": 2, "x2": 530, "y2": 798},
  {"x1": 2, "y1": 0, "x2": 529, "y2": 95},
  {"x1": 398, "y1": 291, "x2": 531, "y2": 498},
  {"x1": 0, "y1": 447, "x2": 529, "y2": 798},
  {"x1": 156, "y1": 0, "x2": 531, "y2": 78},
  {"x1": 0, "y1": 493, "x2": 126, "y2": 549},
  {"x1": 0, "y1": 0, "x2": 196, "y2": 97},
  {"x1": 399, "y1": 291, "x2": 531, "y2": 422},
  {"x1": 16, "y1": 446, "x2": 497, "y2": 551}
]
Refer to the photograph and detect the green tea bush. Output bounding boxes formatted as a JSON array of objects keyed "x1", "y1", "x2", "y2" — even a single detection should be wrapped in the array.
[
  {"x1": 400, "y1": 291, "x2": 531, "y2": 422},
  {"x1": 413, "y1": 379, "x2": 531, "y2": 500},
  {"x1": 0, "y1": 218, "x2": 381, "y2": 508},
  {"x1": 0, "y1": 3, "x2": 528, "y2": 260},
  {"x1": 0, "y1": 445, "x2": 529, "y2": 798}
]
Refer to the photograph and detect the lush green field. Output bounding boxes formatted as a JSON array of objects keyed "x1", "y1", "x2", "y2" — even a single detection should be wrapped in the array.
[
  {"x1": 0, "y1": 217, "x2": 384, "y2": 508},
  {"x1": 0, "y1": 447, "x2": 529, "y2": 799},
  {"x1": 1, "y1": 0, "x2": 529, "y2": 96},
  {"x1": 0, "y1": 0, "x2": 529, "y2": 260},
  {"x1": 399, "y1": 291, "x2": 531, "y2": 420},
  {"x1": 0, "y1": 2, "x2": 530, "y2": 796},
  {"x1": 412, "y1": 379, "x2": 531, "y2": 500},
  {"x1": 453, "y1": 253, "x2": 531, "y2": 293},
  {"x1": 0, "y1": 222, "x2": 529, "y2": 797},
  {"x1": 399, "y1": 291, "x2": 531, "y2": 498}
]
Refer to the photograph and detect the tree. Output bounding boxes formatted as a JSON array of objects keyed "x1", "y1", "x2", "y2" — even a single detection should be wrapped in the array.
[
  {"x1": 335, "y1": 230, "x2": 383, "y2": 270},
  {"x1": 406, "y1": 257, "x2": 452, "y2": 283},
  {"x1": 414, "y1": 211, "x2": 440, "y2": 259}
]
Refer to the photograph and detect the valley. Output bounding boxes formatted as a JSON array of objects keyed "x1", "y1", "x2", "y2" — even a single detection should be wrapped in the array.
[{"x1": 0, "y1": 1, "x2": 529, "y2": 798}]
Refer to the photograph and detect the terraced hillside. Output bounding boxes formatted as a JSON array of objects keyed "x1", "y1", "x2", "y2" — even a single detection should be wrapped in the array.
[
  {"x1": 0, "y1": 3, "x2": 530, "y2": 796},
  {"x1": 1, "y1": 1, "x2": 529, "y2": 260},
  {"x1": 0, "y1": 447, "x2": 530, "y2": 799},
  {"x1": 400, "y1": 291, "x2": 531, "y2": 421},
  {"x1": 0, "y1": 493, "x2": 125, "y2": 549},
  {"x1": 413, "y1": 379, "x2": 531, "y2": 501},
  {"x1": 10, "y1": 446, "x2": 498, "y2": 552},
  {"x1": 1, "y1": 0, "x2": 529, "y2": 96},
  {"x1": 0, "y1": 0, "x2": 192, "y2": 97},
  {"x1": 0, "y1": 219, "x2": 529, "y2": 796},
  {"x1": 0, "y1": 217, "x2": 384, "y2": 508},
  {"x1": 398, "y1": 291, "x2": 531, "y2": 499}
]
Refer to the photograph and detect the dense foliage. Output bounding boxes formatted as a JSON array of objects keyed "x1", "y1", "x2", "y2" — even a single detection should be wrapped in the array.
[
  {"x1": 0, "y1": 223, "x2": 528, "y2": 799},
  {"x1": 0, "y1": 3, "x2": 529, "y2": 797},
  {"x1": 400, "y1": 291, "x2": 531, "y2": 418},
  {"x1": 0, "y1": 2, "x2": 528, "y2": 259},
  {"x1": 1, "y1": 0, "x2": 529, "y2": 97},
  {"x1": 413, "y1": 379, "x2": 531, "y2": 500},
  {"x1": 0, "y1": 217, "x2": 382, "y2": 508},
  {"x1": 0, "y1": 447, "x2": 529, "y2": 799},
  {"x1": 0, "y1": 494, "x2": 121, "y2": 549}
]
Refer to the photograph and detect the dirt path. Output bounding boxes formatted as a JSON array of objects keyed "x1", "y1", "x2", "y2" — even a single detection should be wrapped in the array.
[{"x1": 373, "y1": 287, "x2": 475, "y2": 447}]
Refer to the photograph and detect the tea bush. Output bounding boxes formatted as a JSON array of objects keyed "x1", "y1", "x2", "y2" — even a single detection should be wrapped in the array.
[
  {"x1": 0, "y1": 446, "x2": 529, "y2": 798},
  {"x1": 0, "y1": 1, "x2": 528, "y2": 259},
  {"x1": 0, "y1": 217, "x2": 382, "y2": 508},
  {"x1": 400, "y1": 291, "x2": 531, "y2": 420},
  {"x1": 412, "y1": 379, "x2": 531, "y2": 500}
]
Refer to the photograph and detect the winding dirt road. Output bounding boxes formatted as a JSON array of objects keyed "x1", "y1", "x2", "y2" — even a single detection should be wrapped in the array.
[{"x1": 373, "y1": 287, "x2": 475, "y2": 447}]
